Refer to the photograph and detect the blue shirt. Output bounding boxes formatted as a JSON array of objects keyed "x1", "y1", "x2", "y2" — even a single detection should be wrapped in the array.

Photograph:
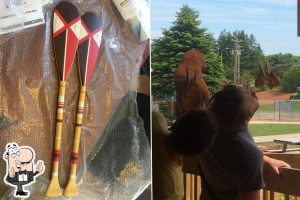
[{"x1": 197, "y1": 128, "x2": 265, "y2": 200}]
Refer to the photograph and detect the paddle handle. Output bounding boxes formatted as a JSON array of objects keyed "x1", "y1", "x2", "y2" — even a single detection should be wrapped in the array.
[
  {"x1": 70, "y1": 85, "x2": 86, "y2": 177},
  {"x1": 52, "y1": 81, "x2": 66, "y2": 175}
]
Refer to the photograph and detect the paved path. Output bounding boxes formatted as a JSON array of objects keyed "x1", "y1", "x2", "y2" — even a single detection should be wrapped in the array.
[{"x1": 253, "y1": 133, "x2": 300, "y2": 143}]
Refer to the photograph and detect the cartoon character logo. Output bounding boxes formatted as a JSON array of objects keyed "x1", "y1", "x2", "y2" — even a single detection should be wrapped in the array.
[{"x1": 3, "y1": 143, "x2": 45, "y2": 198}]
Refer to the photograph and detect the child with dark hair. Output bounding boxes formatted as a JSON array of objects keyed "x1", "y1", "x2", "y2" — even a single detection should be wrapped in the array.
[
  {"x1": 197, "y1": 85, "x2": 290, "y2": 200},
  {"x1": 208, "y1": 84, "x2": 258, "y2": 135},
  {"x1": 168, "y1": 109, "x2": 217, "y2": 156},
  {"x1": 152, "y1": 109, "x2": 217, "y2": 200}
]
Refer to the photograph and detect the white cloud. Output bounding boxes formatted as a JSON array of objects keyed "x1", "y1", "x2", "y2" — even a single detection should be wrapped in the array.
[
  {"x1": 230, "y1": 0, "x2": 296, "y2": 6},
  {"x1": 244, "y1": 7, "x2": 270, "y2": 13}
]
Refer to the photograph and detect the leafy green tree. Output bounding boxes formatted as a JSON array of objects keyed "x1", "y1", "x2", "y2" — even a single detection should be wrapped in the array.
[
  {"x1": 215, "y1": 30, "x2": 264, "y2": 82},
  {"x1": 266, "y1": 53, "x2": 300, "y2": 78},
  {"x1": 240, "y1": 71, "x2": 255, "y2": 89},
  {"x1": 151, "y1": 5, "x2": 224, "y2": 99},
  {"x1": 281, "y1": 65, "x2": 300, "y2": 92}
]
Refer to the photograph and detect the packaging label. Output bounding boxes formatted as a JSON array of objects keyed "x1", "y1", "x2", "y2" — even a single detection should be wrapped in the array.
[
  {"x1": 112, "y1": 0, "x2": 150, "y2": 42},
  {"x1": 0, "y1": 0, "x2": 45, "y2": 35},
  {"x1": 112, "y1": 0, "x2": 138, "y2": 21}
]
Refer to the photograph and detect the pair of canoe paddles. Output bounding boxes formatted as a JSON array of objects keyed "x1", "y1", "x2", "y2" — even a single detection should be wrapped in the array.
[{"x1": 45, "y1": 1, "x2": 102, "y2": 197}]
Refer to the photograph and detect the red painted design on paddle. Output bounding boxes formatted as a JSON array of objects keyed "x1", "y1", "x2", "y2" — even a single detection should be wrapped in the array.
[
  {"x1": 58, "y1": 102, "x2": 64, "y2": 109},
  {"x1": 78, "y1": 23, "x2": 102, "y2": 44},
  {"x1": 71, "y1": 159, "x2": 77, "y2": 164},
  {"x1": 79, "y1": 21, "x2": 102, "y2": 86},
  {"x1": 54, "y1": 149, "x2": 60, "y2": 154},
  {"x1": 85, "y1": 38, "x2": 100, "y2": 85},
  {"x1": 53, "y1": 157, "x2": 59, "y2": 161},
  {"x1": 53, "y1": 10, "x2": 80, "y2": 37},
  {"x1": 54, "y1": 9, "x2": 80, "y2": 81},
  {"x1": 71, "y1": 152, "x2": 78, "y2": 164},
  {"x1": 72, "y1": 152, "x2": 78, "y2": 157},
  {"x1": 77, "y1": 108, "x2": 83, "y2": 114},
  {"x1": 53, "y1": 149, "x2": 60, "y2": 161}
]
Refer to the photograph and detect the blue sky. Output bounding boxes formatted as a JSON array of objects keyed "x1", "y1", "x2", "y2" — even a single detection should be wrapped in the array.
[{"x1": 151, "y1": 0, "x2": 300, "y2": 55}]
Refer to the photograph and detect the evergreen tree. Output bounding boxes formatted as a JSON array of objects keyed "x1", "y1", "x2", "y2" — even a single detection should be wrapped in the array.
[
  {"x1": 151, "y1": 5, "x2": 224, "y2": 99},
  {"x1": 215, "y1": 30, "x2": 264, "y2": 83},
  {"x1": 217, "y1": 30, "x2": 233, "y2": 67}
]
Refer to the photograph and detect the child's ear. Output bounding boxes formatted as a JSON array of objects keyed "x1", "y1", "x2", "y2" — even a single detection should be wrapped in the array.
[{"x1": 5, "y1": 154, "x2": 8, "y2": 159}]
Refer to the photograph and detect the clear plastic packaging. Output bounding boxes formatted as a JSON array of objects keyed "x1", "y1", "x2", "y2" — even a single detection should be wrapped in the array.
[
  {"x1": 112, "y1": 0, "x2": 150, "y2": 42},
  {"x1": 0, "y1": 0, "x2": 150, "y2": 199},
  {"x1": 0, "y1": 0, "x2": 25, "y2": 34}
]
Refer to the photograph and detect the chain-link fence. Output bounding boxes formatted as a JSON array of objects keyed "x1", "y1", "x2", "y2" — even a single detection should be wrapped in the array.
[
  {"x1": 153, "y1": 100, "x2": 300, "y2": 122},
  {"x1": 253, "y1": 100, "x2": 300, "y2": 121}
]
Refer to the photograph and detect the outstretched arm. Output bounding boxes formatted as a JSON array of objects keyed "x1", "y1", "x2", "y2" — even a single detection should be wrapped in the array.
[{"x1": 264, "y1": 155, "x2": 291, "y2": 175}]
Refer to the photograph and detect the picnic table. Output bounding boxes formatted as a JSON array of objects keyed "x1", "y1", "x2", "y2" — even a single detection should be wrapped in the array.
[{"x1": 273, "y1": 137, "x2": 300, "y2": 153}]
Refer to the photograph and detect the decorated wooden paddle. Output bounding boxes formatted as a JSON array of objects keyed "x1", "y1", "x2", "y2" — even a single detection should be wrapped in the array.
[
  {"x1": 63, "y1": 12, "x2": 102, "y2": 197},
  {"x1": 45, "y1": 1, "x2": 81, "y2": 197}
]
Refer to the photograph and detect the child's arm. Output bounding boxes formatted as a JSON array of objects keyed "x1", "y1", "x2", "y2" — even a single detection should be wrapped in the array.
[{"x1": 263, "y1": 155, "x2": 291, "y2": 175}]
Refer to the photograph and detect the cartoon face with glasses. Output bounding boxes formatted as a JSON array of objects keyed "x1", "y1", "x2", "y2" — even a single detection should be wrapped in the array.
[{"x1": 3, "y1": 143, "x2": 44, "y2": 198}]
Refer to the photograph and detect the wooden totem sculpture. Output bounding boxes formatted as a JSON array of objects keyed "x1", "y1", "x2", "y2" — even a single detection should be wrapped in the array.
[
  {"x1": 255, "y1": 60, "x2": 280, "y2": 89},
  {"x1": 174, "y1": 49, "x2": 210, "y2": 118}
]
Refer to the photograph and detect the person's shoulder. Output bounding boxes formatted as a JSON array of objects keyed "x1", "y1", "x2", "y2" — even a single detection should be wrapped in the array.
[
  {"x1": 152, "y1": 130, "x2": 169, "y2": 150},
  {"x1": 152, "y1": 111, "x2": 169, "y2": 134},
  {"x1": 231, "y1": 129, "x2": 263, "y2": 159},
  {"x1": 232, "y1": 129, "x2": 256, "y2": 145}
]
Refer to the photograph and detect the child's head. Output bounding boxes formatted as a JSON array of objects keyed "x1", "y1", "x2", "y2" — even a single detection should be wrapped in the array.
[
  {"x1": 208, "y1": 85, "x2": 258, "y2": 134},
  {"x1": 168, "y1": 109, "x2": 217, "y2": 156}
]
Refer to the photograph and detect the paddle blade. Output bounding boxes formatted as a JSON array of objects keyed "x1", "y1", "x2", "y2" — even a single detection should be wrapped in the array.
[
  {"x1": 53, "y1": 1, "x2": 81, "y2": 81},
  {"x1": 63, "y1": 178, "x2": 78, "y2": 197},
  {"x1": 45, "y1": 176, "x2": 62, "y2": 197},
  {"x1": 78, "y1": 12, "x2": 102, "y2": 86}
]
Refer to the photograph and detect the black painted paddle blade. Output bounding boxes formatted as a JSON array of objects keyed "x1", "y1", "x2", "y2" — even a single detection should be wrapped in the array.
[
  {"x1": 53, "y1": 1, "x2": 81, "y2": 81},
  {"x1": 77, "y1": 12, "x2": 102, "y2": 86}
]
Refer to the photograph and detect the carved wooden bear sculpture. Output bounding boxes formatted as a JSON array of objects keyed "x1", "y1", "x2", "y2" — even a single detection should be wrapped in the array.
[{"x1": 174, "y1": 49, "x2": 210, "y2": 118}]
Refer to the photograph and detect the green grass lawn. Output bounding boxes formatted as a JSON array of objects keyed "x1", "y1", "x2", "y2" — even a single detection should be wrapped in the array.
[
  {"x1": 249, "y1": 124, "x2": 300, "y2": 137},
  {"x1": 257, "y1": 103, "x2": 275, "y2": 112},
  {"x1": 249, "y1": 123, "x2": 300, "y2": 148},
  {"x1": 293, "y1": 101, "x2": 300, "y2": 112},
  {"x1": 257, "y1": 101, "x2": 300, "y2": 112}
]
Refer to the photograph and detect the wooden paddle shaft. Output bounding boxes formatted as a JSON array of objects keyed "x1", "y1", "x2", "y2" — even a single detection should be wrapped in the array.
[
  {"x1": 69, "y1": 85, "x2": 86, "y2": 178},
  {"x1": 51, "y1": 81, "x2": 66, "y2": 176}
]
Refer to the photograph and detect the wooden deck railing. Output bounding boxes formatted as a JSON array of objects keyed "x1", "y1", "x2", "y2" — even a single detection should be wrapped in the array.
[{"x1": 183, "y1": 153, "x2": 300, "y2": 200}]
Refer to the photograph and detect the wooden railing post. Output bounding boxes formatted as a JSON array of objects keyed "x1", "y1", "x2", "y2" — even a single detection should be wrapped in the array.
[
  {"x1": 263, "y1": 190, "x2": 270, "y2": 200},
  {"x1": 170, "y1": 96, "x2": 174, "y2": 115},
  {"x1": 184, "y1": 154, "x2": 300, "y2": 199}
]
